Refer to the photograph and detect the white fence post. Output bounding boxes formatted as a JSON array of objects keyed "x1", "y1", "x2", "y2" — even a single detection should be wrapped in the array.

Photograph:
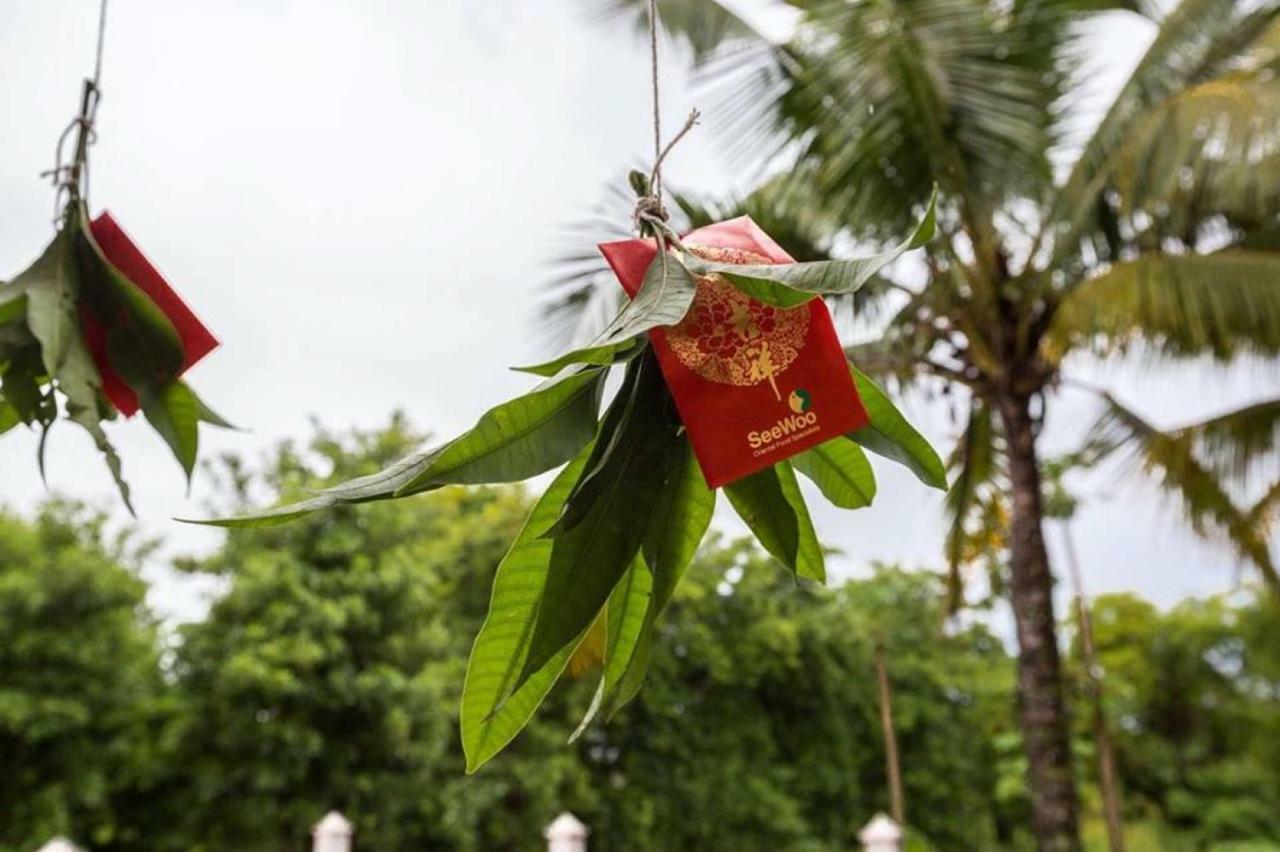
[
  {"x1": 545, "y1": 811, "x2": 589, "y2": 852},
  {"x1": 35, "y1": 840, "x2": 81, "y2": 852},
  {"x1": 312, "y1": 811, "x2": 354, "y2": 852},
  {"x1": 859, "y1": 813, "x2": 903, "y2": 852}
]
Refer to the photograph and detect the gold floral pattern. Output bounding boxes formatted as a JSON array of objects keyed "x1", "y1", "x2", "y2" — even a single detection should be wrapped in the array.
[{"x1": 668, "y1": 244, "x2": 809, "y2": 400}]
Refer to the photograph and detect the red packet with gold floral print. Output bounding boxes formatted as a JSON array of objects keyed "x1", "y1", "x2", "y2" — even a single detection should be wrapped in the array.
[
  {"x1": 82, "y1": 211, "x2": 219, "y2": 416},
  {"x1": 599, "y1": 217, "x2": 868, "y2": 488}
]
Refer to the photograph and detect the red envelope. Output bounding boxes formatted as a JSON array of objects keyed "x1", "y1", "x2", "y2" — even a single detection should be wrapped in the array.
[
  {"x1": 82, "y1": 212, "x2": 219, "y2": 416},
  {"x1": 600, "y1": 216, "x2": 868, "y2": 488}
]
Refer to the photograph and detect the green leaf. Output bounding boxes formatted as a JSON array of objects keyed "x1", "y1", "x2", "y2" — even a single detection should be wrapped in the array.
[
  {"x1": 59, "y1": 333, "x2": 134, "y2": 514},
  {"x1": 0, "y1": 346, "x2": 46, "y2": 426},
  {"x1": 1045, "y1": 251, "x2": 1280, "y2": 363},
  {"x1": 191, "y1": 387, "x2": 237, "y2": 430},
  {"x1": 0, "y1": 399, "x2": 19, "y2": 435},
  {"x1": 642, "y1": 439, "x2": 716, "y2": 617},
  {"x1": 0, "y1": 287, "x2": 27, "y2": 327},
  {"x1": 514, "y1": 352, "x2": 683, "y2": 689},
  {"x1": 72, "y1": 211, "x2": 184, "y2": 393},
  {"x1": 724, "y1": 461, "x2": 825, "y2": 582},
  {"x1": 570, "y1": 555, "x2": 653, "y2": 741},
  {"x1": 517, "y1": 250, "x2": 697, "y2": 377},
  {"x1": 848, "y1": 365, "x2": 947, "y2": 489},
  {"x1": 140, "y1": 380, "x2": 200, "y2": 483},
  {"x1": 189, "y1": 367, "x2": 606, "y2": 527},
  {"x1": 1087, "y1": 392, "x2": 1276, "y2": 590},
  {"x1": 679, "y1": 187, "x2": 936, "y2": 308},
  {"x1": 792, "y1": 437, "x2": 876, "y2": 509},
  {"x1": 393, "y1": 368, "x2": 607, "y2": 495},
  {"x1": 945, "y1": 400, "x2": 998, "y2": 606},
  {"x1": 604, "y1": 439, "x2": 715, "y2": 717},
  {"x1": 15, "y1": 229, "x2": 79, "y2": 378},
  {"x1": 461, "y1": 450, "x2": 595, "y2": 772},
  {"x1": 547, "y1": 353, "x2": 645, "y2": 535}
]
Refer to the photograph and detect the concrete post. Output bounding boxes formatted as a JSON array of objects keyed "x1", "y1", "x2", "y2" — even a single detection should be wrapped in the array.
[
  {"x1": 859, "y1": 813, "x2": 903, "y2": 852},
  {"x1": 312, "y1": 811, "x2": 354, "y2": 852},
  {"x1": 545, "y1": 811, "x2": 589, "y2": 852}
]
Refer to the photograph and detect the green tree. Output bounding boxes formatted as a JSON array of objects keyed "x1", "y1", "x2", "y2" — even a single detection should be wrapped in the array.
[
  {"x1": 1069, "y1": 589, "x2": 1280, "y2": 848},
  {"x1": 0, "y1": 500, "x2": 175, "y2": 852},
  {"x1": 579, "y1": 553, "x2": 1018, "y2": 851},
  {"x1": 172, "y1": 418, "x2": 1020, "y2": 850},
  {"x1": 173, "y1": 416, "x2": 596, "y2": 851},
  {"x1": 556, "y1": 3, "x2": 1280, "y2": 847}
]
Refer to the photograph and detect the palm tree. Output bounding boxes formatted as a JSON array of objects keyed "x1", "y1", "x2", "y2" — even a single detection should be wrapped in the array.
[{"x1": 551, "y1": 1, "x2": 1280, "y2": 848}]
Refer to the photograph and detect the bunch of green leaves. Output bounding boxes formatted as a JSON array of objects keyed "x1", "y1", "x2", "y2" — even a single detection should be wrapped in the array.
[
  {"x1": 0, "y1": 203, "x2": 228, "y2": 511},
  {"x1": 193, "y1": 206, "x2": 943, "y2": 769}
]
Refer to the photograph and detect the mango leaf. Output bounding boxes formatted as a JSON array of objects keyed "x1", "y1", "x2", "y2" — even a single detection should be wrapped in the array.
[
  {"x1": 72, "y1": 211, "x2": 184, "y2": 393},
  {"x1": 0, "y1": 346, "x2": 45, "y2": 425},
  {"x1": 569, "y1": 555, "x2": 653, "y2": 742},
  {"x1": 461, "y1": 451, "x2": 594, "y2": 772},
  {"x1": 60, "y1": 332, "x2": 134, "y2": 513},
  {"x1": 517, "y1": 250, "x2": 697, "y2": 377},
  {"x1": 395, "y1": 368, "x2": 608, "y2": 495},
  {"x1": 642, "y1": 439, "x2": 716, "y2": 617},
  {"x1": 140, "y1": 380, "x2": 200, "y2": 483},
  {"x1": 189, "y1": 367, "x2": 606, "y2": 527},
  {"x1": 604, "y1": 440, "x2": 715, "y2": 717},
  {"x1": 192, "y1": 387, "x2": 237, "y2": 429},
  {"x1": 724, "y1": 461, "x2": 825, "y2": 582},
  {"x1": 513, "y1": 352, "x2": 683, "y2": 690},
  {"x1": 849, "y1": 365, "x2": 947, "y2": 489},
  {"x1": 15, "y1": 228, "x2": 79, "y2": 378},
  {"x1": 0, "y1": 287, "x2": 27, "y2": 326},
  {"x1": 0, "y1": 399, "x2": 19, "y2": 435},
  {"x1": 680, "y1": 188, "x2": 937, "y2": 308},
  {"x1": 547, "y1": 353, "x2": 645, "y2": 535},
  {"x1": 792, "y1": 437, "x2": 877, "y2": 509}
]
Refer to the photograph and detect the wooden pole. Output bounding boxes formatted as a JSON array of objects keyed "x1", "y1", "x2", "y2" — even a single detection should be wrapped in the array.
[
  {"x1": 875, "y1": 641, "x2": 905, "y2": 828},
  {"x1": 1062, "y1": 525, "x2": 1125, "y2": 852}
]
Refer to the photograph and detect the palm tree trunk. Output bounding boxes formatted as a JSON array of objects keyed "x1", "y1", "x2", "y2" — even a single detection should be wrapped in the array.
[{"x1": 998, "y1": 391, "x2": 1081, "y2": 852}]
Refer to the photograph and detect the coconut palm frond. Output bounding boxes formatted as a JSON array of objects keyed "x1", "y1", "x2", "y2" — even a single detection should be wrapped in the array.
[
  {"x1": 1247, "y1": 477, "x2": 1280, "y2": 535},
  {"x1": 1086, "y1": 393, "x2": 1277, "y2": 590},
  {"x1": 769, "y1": 0, "x2": 1067, "y2": 235},
  {"x1": 1044, "y1": 251, "x2": 1280, "y2": 363},
  {"x1": 944, "y1": 399, "x2": 1003, "y2": 608},
  {"x1": 1175, "y1": 398, "x2": 1280, "y2": 488},
  {"x1": 1047, "y1": 0, "x2": 1279, "y2": 262},
  {"x1": 1107, "y1": 67, "x2": 1280, "y2": 244},
  {"x1": 588, "y1": 0, "x2": 766, "y2": 65}
]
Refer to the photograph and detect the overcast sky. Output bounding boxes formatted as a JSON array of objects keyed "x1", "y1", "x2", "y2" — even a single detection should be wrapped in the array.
[{"x1": 1, "y1": 1, "x2": 1273, "y2": 624}]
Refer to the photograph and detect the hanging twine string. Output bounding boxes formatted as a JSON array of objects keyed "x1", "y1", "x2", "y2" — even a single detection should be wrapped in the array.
[
  {"x1": 632, "y1": 0, "x2": 699, "y2": 238},
  {"x1": 44, "y1": 0, "x2": 109, "y2": 219}
]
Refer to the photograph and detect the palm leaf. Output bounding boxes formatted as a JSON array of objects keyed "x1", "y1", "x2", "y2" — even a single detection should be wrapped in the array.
[
  {"x1": 1086, "y1": 393, "x2": 1277, "y2": 591},
  {"x1": 944, "y1": 398, "x2": 1001, "y2": 607},
  {"x1": 1175, "y1": 397, "x2": 1280, "y2": 487},
  {"x1": 1044, "y1": 251, "x2": 1280, "y2": 363},
  {"x1": 588, "y1": 0, "x2": 764, "y2": 65},
  {"x1": 767, "y1": 0, "x2": 1066, "y2": 234},
  {"x1": 1045, "y1": 0, "x2": 1278, "y2": 262}
]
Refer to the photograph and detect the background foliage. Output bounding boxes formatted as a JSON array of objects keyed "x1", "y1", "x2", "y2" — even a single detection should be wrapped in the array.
[{"x1": 2, "y1": 419, "x2": 1277, "y2": 851}]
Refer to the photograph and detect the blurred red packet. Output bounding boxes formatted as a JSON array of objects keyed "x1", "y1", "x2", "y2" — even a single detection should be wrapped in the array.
[
  {"x1": 599, "y1": 217, "x2": 868, "y2": 488},
  {"x1": 82, "y1": 212, "x2": 219, "y2": 416}
]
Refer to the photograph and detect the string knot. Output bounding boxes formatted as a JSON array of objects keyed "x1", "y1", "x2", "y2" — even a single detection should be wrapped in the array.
[{"x1": 632, "y1": 193, "x2": 669, "y2": 234}]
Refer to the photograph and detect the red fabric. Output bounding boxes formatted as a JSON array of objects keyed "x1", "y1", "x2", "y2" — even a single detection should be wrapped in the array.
[
  {"x1": 82, "y1": 212, "x2": 219, "y2": 416},
  {"x1": 600, "y1": 216, "x2": 868, "y2": 488}
]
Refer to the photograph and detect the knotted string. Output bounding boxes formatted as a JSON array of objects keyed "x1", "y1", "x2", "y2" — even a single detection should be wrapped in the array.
[
  {"x1": 632, "y1": 0, "x2": 699, "y2": 239},
  {"x1": 43, "y1": 0, "x2": 109, "y2": 219}
]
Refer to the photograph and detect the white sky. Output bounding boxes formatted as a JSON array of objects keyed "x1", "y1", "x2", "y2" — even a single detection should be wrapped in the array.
[{"x1": 1, "y1": 1, "x2": 1274, "y2": 625}]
